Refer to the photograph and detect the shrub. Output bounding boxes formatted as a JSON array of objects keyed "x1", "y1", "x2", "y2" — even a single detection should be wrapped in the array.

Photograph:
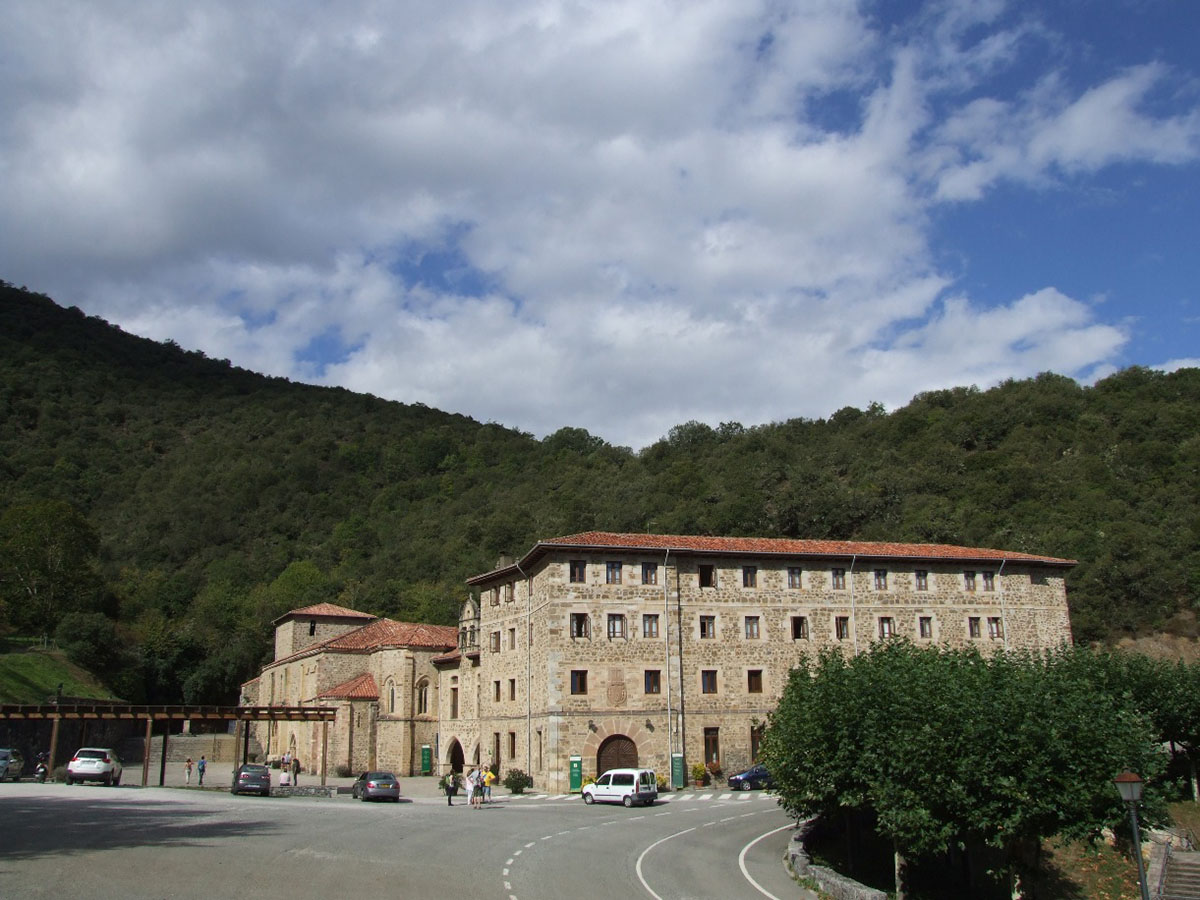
[
  {"x1": 503, "y1": 768, "x2": 533, "y2": 794},
  {"x1": 690, "y1": 763, "x2": 707, "y2": 783},
  {"x1": 656, "y1": 773, "x2": 670, "y2": 792},
  {"x1": 334, "y1": 763, "x2": 353, "y2": 778}
]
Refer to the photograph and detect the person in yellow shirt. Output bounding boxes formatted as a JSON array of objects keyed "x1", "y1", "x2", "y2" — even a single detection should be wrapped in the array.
[{"x1": 483, "y1": 766, "x2": 496, "y2": 803}]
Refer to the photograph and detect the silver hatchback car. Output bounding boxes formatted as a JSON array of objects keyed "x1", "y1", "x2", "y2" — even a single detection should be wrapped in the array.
[{"x1": 66, "y1": 747, "x2": 123, "y2": 785}]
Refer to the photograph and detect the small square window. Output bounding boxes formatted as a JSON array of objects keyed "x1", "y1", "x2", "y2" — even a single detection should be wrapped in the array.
[
  {"x1": 644, "y1": 670, "x2": 661, "y2": 694},
  {"x1": 700, "y1": 615, "x2": 716, "y2": 639},
  {"x1": 701, "y1": 670, "x2": 717, "y2": 694},
  {"x1": 879, "y1": 617, "x2": 895, "y2": 639},
  {"x1": 968, "y1": 616, "x2": 981, "y2": 639},
  {"x1": 570, "y1": 613, "x2": 590, "y2": 639},
  {"x1": 787, "y1": 567, "x2": 802, "y2": 589},
  {"x1": 835, "y1": 616, "x2": 850, "y2": 640},
  {"x1": 919, "y1": 616, "x2": 933, "y2": 639},
  {"x1": 874, "y1": 569, "x2": 888, "y2": 591},
  {"x1": 742, "y1": 566, "x2": 757, "y2": 588},
  {"x1": 607, "y1": 613, "x2": 626, "y2": 639},
  {"x1": 570, "y1": 670, "x2": 588, "y2": 694},
  {"x1": 831, "y1": 568, "x2": 846, "y2": 590},
  {"x1": 699, "y1": 564, "x2": 716, "y2": 588},
  {"x1": 747, "y1": 669, "x2": 763, "y2": 693},
  {"x1": 642, "y1": 562, "x2": 658, "y2": 585},
  {"x1": 744, "y1": 616, "x2": 760, "y2": 639},
  {"x1": 915, "y1": 570, "x2": 929, "y2": 591},
  {"x1": 983, "y1": 571, "x2": 995, "y2": 592},
  {"x1": 964, "y1": 571, "x2": 977, "y2": 592},
  {"x1": 606, "y1": 561, "x2": 622, "y2": 584},
  {"x1": 988, "y1": 616, "x2": 1004, "y2": 639},
  {"x1": 493, "y1": 680, "x2": 501, "y2": 701},
  {"x1": 791, "y1": 615, "x2": 809, "y2": 640},
  {"x1": 569, "y1": 560, "x2": 586, "y2": 583},
  {"x1": 643, "y1": 614, "x2": 659, "y2": 638}
]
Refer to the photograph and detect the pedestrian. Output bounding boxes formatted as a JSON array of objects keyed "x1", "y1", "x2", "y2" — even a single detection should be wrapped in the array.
[
  {"x1": 483, "y1": 766, "x2": 495, "y2": 803},
  {"x1": 282, "y1": 750, "x2": 291, "y2": 771},
  {"x1": 197, "y1": 755, "x2": 207, "y2": 786},
  {"x1": 444, "y1": 772, "x2": 457, "y2": 806},
  {"x1": 464, "y1": 767, "x2": 476, "y2": 808},
  {"x1": 291, "y1": 755, "x2": 300, "y2": 786},
  {"x1": 184, "y1": 757, "x2": 193, "y2": 785},
  {"x1": 474, "y1": 769, "x2": 485, "y2": 808}
]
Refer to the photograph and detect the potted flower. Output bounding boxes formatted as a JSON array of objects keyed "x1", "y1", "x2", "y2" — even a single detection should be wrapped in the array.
[{"x1": 690, "y1": 763, "x2": 707, "y2": 787}]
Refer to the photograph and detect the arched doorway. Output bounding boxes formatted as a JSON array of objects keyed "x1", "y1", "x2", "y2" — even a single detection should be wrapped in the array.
[
  {"x1": 448, "y1": 740, "x2": 464, "y2": 774},
  {"x1": 597, "y1": 734, "x2": 638, "y2": 773}
]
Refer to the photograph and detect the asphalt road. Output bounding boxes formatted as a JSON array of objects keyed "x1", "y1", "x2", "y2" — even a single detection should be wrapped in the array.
[{"x1": 0, "y1": 781, "x2": 812, "y2": 900}]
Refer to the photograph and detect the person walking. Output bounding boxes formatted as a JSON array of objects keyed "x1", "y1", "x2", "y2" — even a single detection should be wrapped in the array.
[
  {"x1": 184, "y1": 757, "x2": 193, "y2": 785},
  {"x1": 444, "y1": 772, "x2": 457, "y2": 806},
  {"x1": 197, "y1": 756, "x2": 207, "y2": 786},
  {"x1": 291, "y1": 755, "x2": 300, "y2": 786},
  {"x1": 464, "y1": 768, "x2": 477, "y2": 808}
]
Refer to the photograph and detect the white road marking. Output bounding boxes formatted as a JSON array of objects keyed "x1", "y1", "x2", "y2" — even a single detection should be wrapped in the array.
[
  {"x1": 634, "y1": 826, "x2": 697, "y2": 900},
  {"x1": 737, "y1": 823, "x2": 795, "y2": 900}
]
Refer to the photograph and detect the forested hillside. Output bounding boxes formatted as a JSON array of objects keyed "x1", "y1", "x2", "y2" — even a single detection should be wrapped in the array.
[{"x1": 2, "y1": 282, "x2": 1198, "y2": 703}]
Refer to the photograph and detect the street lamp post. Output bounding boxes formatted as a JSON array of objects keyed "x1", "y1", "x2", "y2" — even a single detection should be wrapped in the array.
[{"x1": 1113, "y1": 771, "x2": 1151, "y2": 900}]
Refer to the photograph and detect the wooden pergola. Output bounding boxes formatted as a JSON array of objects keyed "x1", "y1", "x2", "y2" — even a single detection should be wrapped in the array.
[{"x1": 0, "y1": 704, "x2": 337, "y2": 786}]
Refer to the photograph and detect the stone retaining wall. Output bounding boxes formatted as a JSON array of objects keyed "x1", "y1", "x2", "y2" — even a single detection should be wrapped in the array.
[{"x1": 786, "y1": 820, "x2": 887, "y2": 900}]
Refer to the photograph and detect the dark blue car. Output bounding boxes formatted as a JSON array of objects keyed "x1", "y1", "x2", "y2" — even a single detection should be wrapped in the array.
[{"x1": 727, "y1": 765, "x2": 773, "y2": 791}]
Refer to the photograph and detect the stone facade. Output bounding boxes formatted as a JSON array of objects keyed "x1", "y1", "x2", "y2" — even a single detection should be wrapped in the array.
[{"x1": 244, "y1": 533, "x2": 1074, "y2": 789}]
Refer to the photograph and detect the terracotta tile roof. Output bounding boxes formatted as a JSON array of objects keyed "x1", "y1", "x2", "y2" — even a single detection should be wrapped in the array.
[
  {"x1": 269, "y1": 617, "x2": 458, "y2": 667},
  {"x1": 468, "y1": 531, "x2": 1076, "y2": 583},
  {"x1": 272, "y1": 602, "x2": 377, "y2": 625},
  {"x1": 432, "y1": 648, "x2": 462, "y2": 664},
  {"x1": 319, "y1": 673, "x2": 378, "y2": 700}
]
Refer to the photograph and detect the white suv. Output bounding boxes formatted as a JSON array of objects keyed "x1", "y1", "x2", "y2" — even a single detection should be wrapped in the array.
[
  {"x1": 66, "y1": 747, "x2": 123, "y2": 786},
  {"x1": 582, "y1": 768, "x2": 658, "y2": 807}
]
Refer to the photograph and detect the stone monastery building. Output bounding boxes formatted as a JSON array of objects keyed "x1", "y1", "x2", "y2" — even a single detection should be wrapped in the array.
[{"x1": 244, "y1": 531, "x2": 1074, "y2": 790}]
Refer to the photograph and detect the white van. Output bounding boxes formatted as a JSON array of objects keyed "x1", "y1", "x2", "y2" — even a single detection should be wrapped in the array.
[{"x1": 582, "y1": 768, "x2": 658, "y2": 807}]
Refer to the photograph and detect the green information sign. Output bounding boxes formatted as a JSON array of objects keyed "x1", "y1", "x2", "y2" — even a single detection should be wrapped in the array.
[
  {"x1": 671, "y1": 753, "x2": 685, "y2": 790},
  {"x1": 421, "y1": 745, "x2": 432, "y2": 775},
  {"x1": 569, "y1": 755, "x2": 583, "y2": 792}
]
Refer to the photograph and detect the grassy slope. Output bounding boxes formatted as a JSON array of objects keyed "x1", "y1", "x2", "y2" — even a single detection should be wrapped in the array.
[{"x1": 0, "y1": 639, "x2": 120, "y2": 704}]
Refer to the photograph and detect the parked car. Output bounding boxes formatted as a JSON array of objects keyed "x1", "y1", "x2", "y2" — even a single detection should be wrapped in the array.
[
  {"x1": 0, "y1": 748, "x2": 25, "y2": 781},
  {"x1": 727, "y1": 764, "x2": 773, "y2": 791},
  {"x1": 582, "y1": 768, "x2": 658, "y2": 807},
  {"x1": 352, "y1": 771, "x2": 400, "y2": 802},
  {"x1": 66, "y1": 747, "x2": 123, "y2": 785},
  {"x1": 231, "y1": 763, "x2": 272, "y2": 796}
]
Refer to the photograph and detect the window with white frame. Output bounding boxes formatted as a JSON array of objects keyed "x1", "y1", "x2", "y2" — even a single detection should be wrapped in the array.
[
  {"x1": 744, "y1": 615, "x2": 760, "y2": 639},
  {"x1": 606, "y1": 561, "x2": 622, "y2": 584},
  {"x1": 918, "y1": 616, "x2": 933, "y2": 639},
  {"x1": 607, "y1": 613, "x2": 626, "y2": 639},
  {"x1": 878, "y1": 617, "x2": 895, "y2": 639},
  {"x1": 988, "y1": 616, "x2": 1004, "y2": 639},
  {"x1": 787, "y1": 567, "x2": 802, "y2": 589},
  {"x1": 700, "y1": 615, "x2": 716, "y2": 639},
  {"x1": 792, "y1": 615, "x2": 809, "y2": 639},
  {"x1": 874, "y1": 569, "x2": 888, "y2": 591},
  {"x1": 642, "y1": 562, "x2": 658, "y2": 585},
  {"x1": 915, "y1": 570, "x2": 929, "y2": 591},
  {"x1": 831, "y1": 568, "x2": 846, "y2": 590}
]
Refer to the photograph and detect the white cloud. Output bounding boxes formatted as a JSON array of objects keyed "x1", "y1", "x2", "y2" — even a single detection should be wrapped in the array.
[{"x1": 1, "y1": 0, "x2": 1193, "y2": 448}]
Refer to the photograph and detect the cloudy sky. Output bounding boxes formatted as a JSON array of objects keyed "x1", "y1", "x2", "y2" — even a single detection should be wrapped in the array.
[{"x1": 4, "y1": 1, "x2": 1198, "y2": 448}]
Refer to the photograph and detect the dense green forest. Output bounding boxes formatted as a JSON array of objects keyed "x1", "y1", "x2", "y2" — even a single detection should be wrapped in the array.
[{"x1": 1, "y1": 282, "x2": 1198, "y2": 703}]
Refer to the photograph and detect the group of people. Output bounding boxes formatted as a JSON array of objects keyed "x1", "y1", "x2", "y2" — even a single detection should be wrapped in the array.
[
  {"x1": 184, "y1": 755, "x2": 207, "y2": 785},
  {"x1": 279, "y1": 750, "x2": 302, "y2": 786},
  {"x1": 446, "y1": 765, "x2": 496, "y2": 807}
]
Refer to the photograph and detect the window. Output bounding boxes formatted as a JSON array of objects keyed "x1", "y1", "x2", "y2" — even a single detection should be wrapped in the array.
[
  {"x1": 831, "y1": 568, "x2": 846, "y2": 590},
  {"x1": 416, "y1": 681, "x2": 429, "y2": 715},
  {"x1": 490, "y1": 586, "x2": 500, "y2": 606},
  {"x1": 787, "y1": 567, "x2": 802, "y2": 589},
  {"x1": 878, "y1": 617, "x2": 895, "y2": 639},
  {"x1": 388, "y1": 680, "x2": 396, "y2": 714},
  {"x1": 915, "y1": 570, "x2": 929, "y2": 591},
  {"x1": 874, "y1": 569, "x2": 888, "y2": 591},
  {"x1": 505, "y1": 582, "x2": 515, "y2": 603},
  {"x1": 642, "y1": 562, "x2": 658, "y2": 585},
  {"x1": 489, "y1": 631, "x2": 501, "y2": 653},
  {"x1": 493, "y1": 733, "x2": 501, "y2": 765},
  {"x1": 968, "y1": 616, "x2": 981, "y2": 639},
  {"x1": 508, "y1": 678, "x2": 516, "y2": 701},
  {"x1": 700, "y1": 615, "x2": 716, "y2": 639},
  {"x1": 607, "y1": 613, "x2": 626, "y2": 639},
  {"x1": 508, "y1": 732, "x2": 516, "y2": 759},
  {"x1": 988, "y1": 616, "x2": 1004, "y2": 639},
  {"x1": 450, "y1": 687, "x2": 459, "y2": 719},
  {"x1": 747, "y1": 669, "x2": 763, "y2": 693},
  {"x1": 742, "y1": 565, "x2": 757, "y2": 588},
  {"x1": 918, "y1": 616, "x2": 933, "y2": 639},
  {"x1": 701, "y1": 670, "x2": 717, "y2": 694},
  {"x1": 744, "y1": 616, "x2": 760, "y2": 639},
  {"x1": 569, "y1": 560, "x2": 586, "y2": 583},
  {"x1": 699, "y1": 564, "x2": 716, "y2": 588},
  {"x1": 750, "y1": 724, "x2": 764, "y2": 762},
  {"x1": 606, "y1": 561, "x2": 622, "y2": 584},
  {"x1": 644, "y1": 670, "x2": 661, "y2": 694},
  {"x1": 835, "y1": 616, "x2": 850, "y2": 640},
  {"x1": 309, "y1": 620, "x2": 317, "y2": 636},
  {"x1": 570, "y1": 613, "x2": 590, "y2": 639},
  {"x1": 791, "y1": 615, "x2": 809, "y2": 640},
  {"x1": 964, "y1": 571, "x2": 977, "y2": 592},
  {"x1": 508, "y1": 627, "x2": 517, "y2": 650},
  {"x1": 703, "y1": 727, "x2": 720, "y2": 766},
  {"x1": 642, "y1": 614, "x2": 659, "y2": 638},
  {"x1": 570, "y1": 670, "x2": 588, "y2": 694},
  {"x1": 493, "y1": 680, "x2": 501, "y2": 702},
  {"x1": 983, "y1": 571, "x2": 995, "y2": 592}
]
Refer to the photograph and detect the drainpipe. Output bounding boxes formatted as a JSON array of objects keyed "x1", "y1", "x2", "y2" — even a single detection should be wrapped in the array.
[
  {"x1": 675, "y1": 562, "x2": 687, "y2": 778},
  {"x1": 515, "y1": 560, "x2": 532, "y2": 781},
  {"x1": 663, "y1": 549, "x2": 673, "y2": 774},
  {"x1": 849, "y1": 555, "x2": 859, "y2": 655},
  {"x1": 997, "y1": 558, "x2": 1009, "y2": 651}
]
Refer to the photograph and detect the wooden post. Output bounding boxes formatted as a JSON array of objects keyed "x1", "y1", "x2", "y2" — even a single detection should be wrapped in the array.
[
  {"x1": 321, "y1": 720, "x2": 328, "y2": 786},
  {"x1": 141, "y1": 717, "x2": 153, "y2": 787},
  {"x1": 48, "y1": 715, "x2": 61, "y2": 774},
  {"x1": 158, "y1": 721, "x2": 169, "y2": 786},
  {"x1": 242, "y1": 717, "x2": 251, "y2": 764},
  {"x1": 232, "y1": 719, "x2": 243, "y2": 771}
]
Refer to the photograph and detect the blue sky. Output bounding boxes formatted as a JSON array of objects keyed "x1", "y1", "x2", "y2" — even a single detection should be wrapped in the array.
[{"x1": 2, "y1": 0, "x2": 1197, "y2": 448}]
